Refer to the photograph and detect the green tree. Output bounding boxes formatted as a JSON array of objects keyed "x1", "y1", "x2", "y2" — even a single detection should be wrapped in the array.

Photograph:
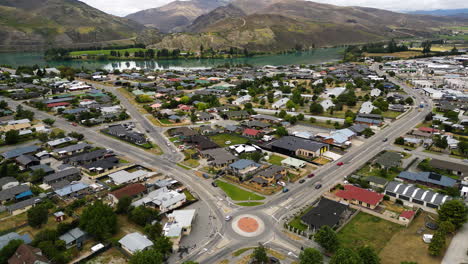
[
  {"x1": 275, "y1": 126, "x2": 288, "y2": 137},
  {"x1": 80, "y1": 201, "x2": 117, "y2": 240},
  {"x1": 153, "y1": 236, "x2": 173, "y2": 257},
  {"x1": 286, "y1": 100, "x2": 296, "y2": 110},
  {"x1": 0, "y1": 239, "x2": 23, "y2": 264},
  {"x1": 129, "y1": 206, "x2": 159, "y2": 226},
  {"x1": 278, "y1": 110, "x2": 287, "y2": 118},
  {"x1": 42, "y1": 118, "x2": 55, "y2": 126},
  {"x1": 428, "y1": 230, "x2": 445, "y2": 256},
  {"x1": 358, "y1": 246, "x2": 380, "y2": 264},
  {"x1": 116, "y1": 196, "x2": 132, "y2": 214},
  {"x1": 434, "y1": 136, "x2": 448, "y2": 149},
  {"x1": 299, "y1": 248, "x2": 323, "y2": 264},
  {"x1": 310, "y1": 103, "x2": 324, "y2": 114},
  {"x1": 129, "y1": 248, "x2": 164, "y2": 264},
  {"x1": 0, "y1": 100, "x2": 7, "y2": 109},
  {"x1": 362, "y1": 128, "x2": 375, "y2": 138},
  {"x1": 27, "y1": 205, "x2": 48, "y2": 228},
  {"x1": 144, "y1": 223, "x2": 163, "y2": 241},
  {"x1": 31, "y1": 168, "x2": 46, "y2": 182},
  {"x1": 404, "y1": 97, "x2": 414, "y2": 105},
  {"x1": 330, "y1": 247, "x2": 361, "y2": 264},
  {"x1": 314, "y1": 226, "x2": 339, "y2": 253},
  {"x1": 5, "y1": 130, "x2": 20, "y2": 144},
  {"x1": 251, "y1": 245, "x2": 269, "y2": 264},
  {"x1": 395, "y1": 137, "x2": 405, "y2": 145},
  {"x1": 439, "y1": 221, "x2": 455, "y2": 234},
  {"x1": 437, "y1": 200, "x2": 468, "y2": 229}
]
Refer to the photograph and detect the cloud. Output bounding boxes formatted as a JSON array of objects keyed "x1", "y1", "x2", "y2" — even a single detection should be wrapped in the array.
[{"x1": 80, "y1": 0, "x2": 468, "y2": 16}]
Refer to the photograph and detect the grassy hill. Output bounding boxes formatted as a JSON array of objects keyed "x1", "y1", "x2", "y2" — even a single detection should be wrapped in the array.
[{"x1": 0, "y1": 0, "x2": 145, "y2": 51}]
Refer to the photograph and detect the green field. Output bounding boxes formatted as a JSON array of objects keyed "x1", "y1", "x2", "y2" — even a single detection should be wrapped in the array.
[
  {"x1": 69, "y1": 48, "x2": 148, "y2": 56},
  {"x1": 338, "y1": 212, "x2": 402, "y2": 252},
  {"x1": 215, "y1": 180, "x2": 265, "y2": 201},
  {"x1": 209, "y1": 133, "x2": 249, "y2": 147},
  {"x1": 437, "y1": 34, "x2": 468, "y2": 41},
  {"x1": 236, "y1": 202, "x2": 264, "y2": 206},
  {"x1": 382, "y1": 111, "x2": 403, "y2": 119}
]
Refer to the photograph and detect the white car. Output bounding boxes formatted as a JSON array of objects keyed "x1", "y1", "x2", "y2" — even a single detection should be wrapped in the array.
[{"x1": 225, "y1": 215, "x2": 232, "y2": 221}]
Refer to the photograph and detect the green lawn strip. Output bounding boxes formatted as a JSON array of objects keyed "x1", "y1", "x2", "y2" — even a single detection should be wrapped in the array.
[
  {"x1": 69, "y1": 48, "x2": 147, "y2": 56},
  {"x1": 236, "y1": 202, "x2": 264, "y2": 207},
  {"x1": 287, "y1": 205, "x2": 315, "y2": 232},
  {"x1": 382, "y1": 111, "x2": 402, "y2": 119},
  {"x1": 338, "y1": 212, "x2": 403, "y2": 252},
  {"x1": 183, "y1": 190, "x2": 197, "y2": 201},
  {"x1": 232, "y1": 247, "x2": 254, "y2": 257},
  {"x1": 176, "y1": 163, "x2": 191, "y2": 170},
  {"x1": 209, "y1": 133, "x2": 249, "y2": 147},
  {"x1": 215, "y1": 180, "x2": 265, "y2": 201},
  {"x1": 268, "y1": 154, "x2": 285, "y2": 166}
]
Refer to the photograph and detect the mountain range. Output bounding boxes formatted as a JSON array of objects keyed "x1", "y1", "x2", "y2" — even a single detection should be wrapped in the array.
[
  {"x1": 0, "y1": 0, "x2": 466, "y2": 52},
  {"x1": 407, "y1": 8, "x2": 468, "y2": 18}
]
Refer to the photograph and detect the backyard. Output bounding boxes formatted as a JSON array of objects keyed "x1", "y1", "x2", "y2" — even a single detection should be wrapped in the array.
[
  {"x1": 215, "y1": 180, "x2": 265, "y2": 201},
  {"x1": 267, "y1": 154, "x2": 285, "y2": 166},
  {"x1": 209, "y1": 133, "x2": 249, "y2": 147},
  {"x1": 337, "y1": 212, "x2": 403, "y2": 252}
]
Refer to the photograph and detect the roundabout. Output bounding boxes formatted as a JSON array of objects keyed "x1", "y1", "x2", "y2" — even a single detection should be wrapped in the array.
[{"x1": 231, "y1": 214, "x2": 265, "y2": 238}]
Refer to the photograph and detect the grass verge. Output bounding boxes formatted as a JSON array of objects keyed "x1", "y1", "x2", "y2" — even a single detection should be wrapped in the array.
[{"x1": 215, "y1": 180, "x2": 265, "y2": 201}]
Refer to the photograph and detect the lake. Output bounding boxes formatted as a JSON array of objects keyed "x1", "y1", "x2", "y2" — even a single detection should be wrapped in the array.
[{"x1": 0, "y1": 48, "x2": 344, "y2": 70}]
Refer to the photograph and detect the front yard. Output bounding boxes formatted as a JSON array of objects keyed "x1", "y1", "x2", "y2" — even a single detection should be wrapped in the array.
[
  {"x1": 215, "y1": 180, "x2": 265, "y2": 201},
  {"x1": 209, "y1": 133, "x2": 249, "y2": 147},
  {"x1": 267, "y1": 154, "x2": 285, "y2": 166}
]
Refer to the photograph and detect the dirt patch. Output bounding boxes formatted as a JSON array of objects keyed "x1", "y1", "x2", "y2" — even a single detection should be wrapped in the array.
[{"x1": 238, "y1": 217, "x2": 259, "y2": 233}]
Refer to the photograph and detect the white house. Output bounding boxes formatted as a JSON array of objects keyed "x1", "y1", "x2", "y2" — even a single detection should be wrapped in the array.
[
  {"x1": 320, "y1": 99, "x2": 335, "y2": 111},
  {"x1": 132, "y1": 187, "x2": 186, "y2": 213},
  {"x1": 119, "y1": 232, "x2": 153, "y2": 255},
  {"x1": 370, "y1": 89, "x2": 382, "y2": 97},
  {"x1": 163, "y1": 209, "x2": 197, "y2": 251},
  {"x1": 233, "y1": 95, "x2": 252, "y2": 106},
  {"x1": 272, "y1": 98, "x2": 290, "y2": 109},
  {"x1": 359, "y1": 101, "x2": 376, "y2": 114}
]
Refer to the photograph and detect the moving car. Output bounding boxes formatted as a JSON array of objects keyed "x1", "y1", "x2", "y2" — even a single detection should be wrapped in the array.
[
  {"x1": 383, "y1": 138, "x2": 388, "y2": 142},
  {"x1": 315, "y1": 184, "x2": 322, "y2": 189},
  {"x1": 282, "y1": 188, "x2": 289, "y2": 193},
  {"x1": 299, "y1": 179, "x2": 306, "y2": 184},
  {"x1": 225, "y1": 215, "x2": 232, "y2": 221},
  {"x1": 308, "y1": 173, "x2": 315, "y2": 178},
  {"x1": 211, "y1": 181, "x2": 218, "y2": 187},
  {"x1": 337, "y1": 162, "x2": 344, "y2": 166}
]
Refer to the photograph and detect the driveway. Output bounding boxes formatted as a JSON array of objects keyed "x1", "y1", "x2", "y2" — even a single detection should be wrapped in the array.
[{"x1": 443, "y1": 221, "x2": 468, "y2": 264}]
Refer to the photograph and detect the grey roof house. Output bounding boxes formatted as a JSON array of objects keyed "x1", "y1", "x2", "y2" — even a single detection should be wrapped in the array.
[
  {"x1": 119, "y1": 232, "x2": 153, "y2": 255},
  {"x1": 59, "y1": 228, "x2": 87, "y2": 249}
]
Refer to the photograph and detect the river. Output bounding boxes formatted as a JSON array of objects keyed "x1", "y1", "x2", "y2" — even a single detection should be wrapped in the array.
[{"x1": 0, "y1": 48, "x2": 344, "y2": 70}]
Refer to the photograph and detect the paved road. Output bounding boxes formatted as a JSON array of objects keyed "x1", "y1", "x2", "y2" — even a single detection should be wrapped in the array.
[{"x1": 442, "y1": 221, "x2": 468, "y2": 264}]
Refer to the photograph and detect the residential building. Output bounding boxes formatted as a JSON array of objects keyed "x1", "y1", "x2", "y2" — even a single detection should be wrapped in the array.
[
  {"x1": 2, "y1": 145, "x2": 40, "y2": 160},
  {"x1": 55, "y1": 182, "x2": 89, "y2": 199},
  {"x1": 200, "y1": 148, "x2": 238, "y2": 168},
  {"x1": 6, "y1": 197, "x2": 41, "y2": 216},
  {"x1": 228, "y1": 159, "x2": 262, "y2": 179},
  {"x1": 59, "y1": 228, "x2": 87, "y2": 249},
  {"x1": 8, "y1": 244, "x2": 50, "y2": 264},
  {"x1": 320, "y1": 99, "x2": 335, "y2": 111},
  {"x1": 53, "y1": 143, "x2": 91, "y2": 157},
  {"x1": 281, "y1": 157, "x2": 306, "y2": 169},
  {"x1": 132, "y1": 187, "x2": 186, "y2": 213},
  {"x1": 0, "y1": 185, "x2": 31, "y2": 204},
  {"x1": 359, "y1": 101, "x2": 376, "y2": 114},
  {"x1": 0, "y1": 177, "x2": 19, "y2": 190},
  {"x1": 269, "y1": 136, "x2": 328, "y2": 159},
  {"x1": 250, "y1": 165, "x2": 286, "y2": 186},
  {"x1": 374, "y1": 152, "x2": 402, "y2": 169},
  {"x1": 272, "y1": 98, "x2": 290, "y2": 109},
  {"x1": 119, "y1": 232, "x2": 153, "y2": 255},
  {"x1": 429, "y1": 159, "x2": 468, "y2": 177},
  {"x1": 397, "y1": 171, "x2": 457, "y2": 188},
  {"x1": 108, "y1": 170, "x2": 156, "y2": 185},
  {"x1": 385, "y1": 181, "x2": 451, "y2": 210},
  {"x1": 301, "y1": 198, "x2": 349, "y2": 232},
  {"x1": 43, "y1": 168, "x2": 81, "y2": 185},
  {"x1": 335, "y1": 185, "x2": 384, "y2": 209},
  {"x1": 104, "y1": 125, "x2": 147, "y2": 145},
  {"x1": 365, "y1": 176, "x2": 388, "y2": 189},
  {"x1": 164, "y1": 209, "x2": 197, "y2": 251},
  {"x1": 0, "y1": 232, "x2": 31, "y2": 250},
  {"x1": 108, "y1": 183, "x2": 147, "y2": 204}
]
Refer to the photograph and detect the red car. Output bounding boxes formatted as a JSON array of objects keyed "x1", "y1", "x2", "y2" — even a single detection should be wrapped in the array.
[
  {"x1": 337, "y1": 162, "x2": 344, "y2": 166},
  {"x1": 308, "y1": 173, "x2": 315, "y2": 178},
  {"x1": 71, "y1": 122, "x2": 78, "y2": 127}
]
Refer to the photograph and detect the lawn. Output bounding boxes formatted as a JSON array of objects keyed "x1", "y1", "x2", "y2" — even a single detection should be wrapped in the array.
[
  {"x1": 379, "y1": 212, "x2": 447, "y2": 264},
  {"x1": 338, "y1": 212, "x2": 403, "y2": 252},
  {"x1": 236, "y1": 202, "x2": 264, "y2": 207},
  {"x1": 183, "y1": 190, "x2": 197, "y2": 201},
  {"x1": 176, "y1": 163, "x2": 191, "y2": 170},
  {"x1": 382, "y1": 111, "x2": 403, "y2": 119},
  {"x1": 268, "y1": 154, "x2": 285, "y2": 166},
  {"x1": 209, "y1": 133, "x2": 249, "y2": 147},
  {"x1": 215, "y1": 180, "x2": 265, "y2": 201},
  {"x1": 69, "y1": 48, "x2": 147, "y2": 56},
  {"x1": 363, "y1": 51, "x2": 423, "y2": 58},
  {"x1": 356, "y1": 164, "x2": 401, "y2": 181},
  {"x1": 287, "y1": 205, "x2": 314, "y2": 232}
]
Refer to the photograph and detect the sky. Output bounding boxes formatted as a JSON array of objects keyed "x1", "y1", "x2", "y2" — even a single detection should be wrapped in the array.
[{"x1": 80, "y1": 0, "x2": 468, "y2": 16}]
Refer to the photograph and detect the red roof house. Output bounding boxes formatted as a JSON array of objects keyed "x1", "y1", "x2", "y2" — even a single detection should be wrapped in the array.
[
  {"x1": 418, "y1": 127, "x2": 440, "y2": 133},
  {"x1": 399, "y1": 210, "x2": 416, "y2": 222},
  {"x1": 47, "y1": 102, "x2": 70, "y2": 108},
  {"x1": 335, "y1": 185, "x2": 384, "y2": 209},
  {"x1": 108, "y1": 183, "x2": 147, "y2": 204},
  {"x1": 243, "y1": 128, "x2": 262, "y2": 138}
]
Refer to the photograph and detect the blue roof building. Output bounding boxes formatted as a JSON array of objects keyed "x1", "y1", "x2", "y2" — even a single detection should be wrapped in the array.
[{"x1": 398, "y1": 171, "x2": 457, "y2": 188}]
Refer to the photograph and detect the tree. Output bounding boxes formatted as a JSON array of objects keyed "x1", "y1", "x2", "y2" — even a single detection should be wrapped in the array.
[
  {"x1": 68, "y1": 132, "x2": 84, "y2": 141},
  {"x1": 31, "y1": 168, "x2": 46, "y2": 182},
  {"x1": 116, "y1": 196, "x2": 132, "y2": 214},
  {"x1": 278, "y1": 110, "x2": 287, "y2": 118},
  {"x1": 358, "y1": 246, "x2": 380, "y2": 264},
  {"x1": 153, "y1": 236, "x2": 173, "y2": 257},
  {"x1": 286, "y1": 100, "x2": 296, "y2": 110},
  {"x1": 0, "y1": 239, "x2": 23, "y2": 264},
  {"x1": 310, "y1": 103, "x2": 324, "y2": 114},
  {"x1": 129, "y1": 248, "x2": 163, "y2": 264},
  {"x1": 0, "y1": 100, "x2": 8, "y2": 109},
  {"x1": 144, "y1": 223, "x2": 163, "y2": 241},
  {"x1": 330, "y1": 247, "x2": 361, "y2": 264},
  {"x1": 276, "y1": 126, "x2": 288, "y2": 137},
  {"x1": 129, "y1": 206, "x2": 159, "y2": 226},
  {"x1": 314, "y1": 226, "x2": 339, "y2": 253},
  {"x1": 395, "y1": 137, "x2": 405, "y2": 145},
  {"x1": 251, "y1": 245, "x2": 269, "y2": 264},
  {"x1": 428, "y1": 230, "x2": 445, "y2": 256},
  {"x1": 404, "y1": 97, "x2": 414, "y2": 105},
  {"x1": 437, "y1": 200, "x2": 468, "y2": 229},
  {"x1": 362, "y1": 128, "x2": 375, "y2": 138},
  {"x1": 439, "y1": 221, "x2": 455, "y2": 234},
  {"x1": 299, "y1": 248, "x2": 323, "y2": 264},
  {"x1": 27, "y1": 205, "x2": 49, "y2": 228},
  {"x1": 42, "y1": 118, "x2": 55, "y2": 126},
  {"x1": 5, "y1": 130, "x2": 20, "y2": 144},
  {"x1": 458, "y1": 141, "x2": 468, "y2": 157},
  {"x1": 80, "y1": 201, "x2": 117, "y2": 240},
  {"x1": 434, "y1": 136, "x2": 448, "y2": 149}
]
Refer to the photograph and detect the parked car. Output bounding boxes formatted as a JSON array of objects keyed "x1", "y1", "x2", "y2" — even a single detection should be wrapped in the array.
[
  {"x1": 404, "y1": 148, "x2": 412, "y2": 151},
  {"x1": 71, "y1": 122, "x2": 78, "y2": 126},
  {"x1": 202, "y1": 173, "x2": 210, "y2": 179},
  {"x1": 315, "y1": 184, "x2": 322, "y2": 189},
  {"x1": 308, "y1": 173, "x2": 315, "y2": 178},
  {"x1": 383, "y1": 138, "x2": 388, "y2": 142},
  {"x1": 299, "y1": 179, "x2": 306, "y2": 184},
  {"x1": 337, "y1": 162, "x2": 344, "y2": 166},
  {"x1": 282, "y1": 188, "x2": 289, "y2": 193},
  {"x1": 269, "y1": 257, "x2": 280, "y2": 263},
  {"x1": 211, "y1": 181, "x2": 218, "y2": 187}
]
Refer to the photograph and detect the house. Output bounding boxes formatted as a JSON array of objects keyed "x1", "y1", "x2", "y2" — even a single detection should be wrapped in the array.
[
  {"x1": 59, "y1": 228, "x2": 87, "y2": 249},
  {"x1": 251, "y1": 165, "x2": 287, "y2": 186},
  {"x1": 232, "y1": 95, "x2": 252, "y2": 106},
  {"x1": 242, "y1": 128, "x2": 262, "y2": 138},
  {"x1": 374, "y1": 152, "x2": 402, "y2": 169},
  {"x1": 81, "y1": 157, "x2": 119, "y2": 174},
  {"x1": 2, "y1": 145, "x2": 40, "y2": 160},
  {"x1": 397, "y1": 171, "x2": 457, "y2": 188},
  {"x1": 53, "y1": 143, "x2": 91, "y2": 157},
  {"x1": 243, "y1": 120, "x2": 270, "y2": 129},
  {"x1": 281, "y1": 157, "x2": 306, "y2": 169},
  {"x1": 385, "y1": 181, "x2": 451, "y2": 210},
  {"x1": 320, "y1": 99, "x2": 335, "y2": 111},
  {"x1": 105, "y1": 125, "x2": 147, "y2": 145},
  {"x1": 370, "y1": 89, "x2": 382, "y2": 97},
  {"x1": 45, "y1": 137, "x2": 74, "y2": 148},
  {"x1": 66, "y1": 149, "x2": 107, "y2": 165},
  {"x1": 200, "y1": 148, "x2": 238, "y2": 168},
  {"x1": 186, "y1": 135, "x2": 219, "y2": 151},
  {"x1": 55, "y1": 182, "x2": 89, "y2": 199},
  {"x1": 15, "y1": 155, "x2": 40, "y2": 171},
  {"x1": 6, "y1": 197, "x2": 41, "y2": 216},
  {"x1": 429, "y1": 159, "x2": 468, "y2": 177},
  {"x1": 251, "y1": 114, "x2": 283, "y2": 124},
  {"x1": 300, "y1": 198, "x2": 349, "y2": 232},
  {"x1": 108, "y1": 183, "x2": 147, "y2": 204},
  {"x1": 348, "y1": 123, "x2": 370, "y2": 135},
  {"x1": 269, "y1": 136, "x2": 329, "y2": 159},
  {"x1": 323, "y1": 87, "x2": 346, "y2": 98},
  {"x1": 0, "y1": 177, "x2": 19, "y2": 190},
  {"x1": 228, "y1": 159, "x2": 262, "y2": 179},
  {"x1": 54, "y1": 211, "x2": 65, "y2": 222},
  {"x1": 0, "y1": 185, "x2": 31, "y2": 204},
  {"x1": 355, "y1": 116, "x2": 383, "y2": 126},
  {"x1": 8, "y1": 244, "x2": 50, "y2": 264},
  {"x1": 0, "y1": 232, "x2": 31, "y2": 250},
  {"x1": 389, "y1": 104, "x2": 406, "y2": 112},
  {"x1": 43, "y1": 168, "x2": 81, "y2": 185},
  {"x1": 335, "y1": 185, "x2": 384, "y2": 209},
  {"x1": 168, "y1": 127, "x2": 198, "y2": 138},
  {"x1": 365, "y1": 176, "x2": 388, "y2": 189},
  {"x1": 224, "y1": 110, "x2": 250, "y2": 120},
  {"x1": 359, "y1": 101, "x2": 376, "y2": 114},
  {"x1": 108, "y1": 170, "x2": 156, "y2": 185},
  {"x1": 119, "y1": 232, "x2": 153, "y2": 255},
  {"x1": 399, "y1": 210, "x2": 416, "y2": 223},
  {"x1": 164, "y1": 209, "x2": 197, "y2": 251},
  {"x1": 196, "y1": 112, "x2": 215, "y2": 121},
  {"x1": 272, "y1": 98, "x2": 290, "y2": 109},
  {"x1": 132, "y1": 187, "x2": 186, "y2": 213}
]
